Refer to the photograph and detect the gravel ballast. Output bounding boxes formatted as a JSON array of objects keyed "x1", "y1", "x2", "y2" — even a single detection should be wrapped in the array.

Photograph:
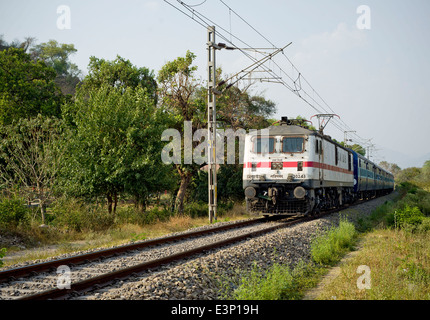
[{"x1": 80, "y1": 193, "x2": 397, "y2": 300}]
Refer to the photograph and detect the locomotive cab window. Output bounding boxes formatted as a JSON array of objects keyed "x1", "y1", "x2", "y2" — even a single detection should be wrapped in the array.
[
  {"x1": 282, "y1": 137, "x2": 304, "y2": 153},
  {"x1": 253, "y1": 137, "x2": 275, "y2": 154}
]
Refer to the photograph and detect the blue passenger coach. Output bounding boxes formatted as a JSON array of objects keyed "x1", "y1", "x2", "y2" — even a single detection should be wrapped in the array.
[{"x1": 352, "y1": 151, "x2": 394, "y2": 199}]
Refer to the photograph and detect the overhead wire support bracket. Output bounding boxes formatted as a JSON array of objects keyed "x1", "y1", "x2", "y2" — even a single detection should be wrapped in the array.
[
  {"x1": 216, "y1": 42, "x2": 292, "y2": 93},
  {"x1": 310, "y1": 114, "x2": 340, "y2": 134}
]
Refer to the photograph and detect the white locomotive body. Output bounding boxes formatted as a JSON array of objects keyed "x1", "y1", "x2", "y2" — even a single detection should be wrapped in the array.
[{"x1": 242, "y1": 117, "x2": 386, "y2": 215}]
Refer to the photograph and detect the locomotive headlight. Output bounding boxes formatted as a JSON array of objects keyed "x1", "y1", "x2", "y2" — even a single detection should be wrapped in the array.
[
  {"x1": 245, "y1": 186, "x2": 257, "y2": 199},
  {"x1": 271, "y1": 162, "x2": 283, "y2": 170},
  {"x1": 293, "y1": 186, "x2": 306, "y2": 199}
]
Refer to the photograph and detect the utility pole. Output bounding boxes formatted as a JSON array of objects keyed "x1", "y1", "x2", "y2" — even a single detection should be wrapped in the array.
[
  {"x1": 207, "y1": 26, "x2": 217, "y2": 223},
  {"x1": 205, "y1": 27, "x2": 288, "y2": 223}
]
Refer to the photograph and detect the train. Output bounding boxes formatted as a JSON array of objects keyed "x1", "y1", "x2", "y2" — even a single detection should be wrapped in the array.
[{"x1": 243, "y1": 117, "x2": 394, "y2": 216}]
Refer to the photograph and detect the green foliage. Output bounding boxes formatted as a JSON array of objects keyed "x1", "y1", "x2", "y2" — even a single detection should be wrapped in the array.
[
  {"x1": 397, "y1": 167, "x2": 422, "y2": 185},
  {"x1": 82, "y1": 55, "x2": 157, "y2": 100},
  {"x1": 311, "y1": 220, "x2": 357, "y2": 265},
  {"x1": 50, "y1": 197, "x2": 115, "y2": 232},
  {"x1": 50, "y1": 196, "x2": 174, "y2": 232},
  {"x1": 234, "y1": 263, "x2": 293, "y2": 300},
  {"x1": 398, "y1": 258, "x2": 430, "y2": 285},
  {"x1": 389, "y1": 178, "x2": 430, "y2": 231},
  {"x1": 350, "y1": 144, "x2": 366, "y2": 156},
  {"x1": 157, "y1": 50, "x2": 205, "y2": 129},
  {"x1": 233, "y1": 261, "x2": 315, "y2": 300},
  {"x1": 189, "y1": 165, "x2": 245, "y2": 204},
  {"x1": 0, "y1": 48, "x2": 63, "y2": 125},
  {"x1": 183, "y1": 201, "x2": 208, "y2": 218},
  {"x1": 215, "y1": 75, "x2": 276, "y2": 130},
  {"x1": 158, "y1": 50, "x2": 197, "y2": 83},
  {"x1": 0, "y1": 247, "x2": 6, "y2": 267},
  {"x1": 59, "y1": 55, "x2": 166, "y2": 213},
  {"x1": 217, "y1": 164, "x2": 244, "y2": 201},
  {"x1": 0, "y1": 196, "x2": 30, "y2": 228},
  {"x1": 60, "y1": 82, "x2": 168, "y2": 211},
  {"x1": 0, "y1": 115, "x2": 65, "y2": 223},
  {"x1": 116, "y1": 205, "x2": 172, "y2": 226},
  {"x1": 359, "y1": 180, "x2": 430, "y2": 232},
  {"x1": 30, "y1": 39, "x2": 81, "y2": 95},
  {"x1": 357, "y1": 200, "x2": 396, "y2": 232},
  {"x1": 394, "y1": 205, "x2": 424, "y2": 229},
  {"x1": 379, "y1": 161, "x2": 401, "y2": 178},
  {"x1": 30, "y1": 40, "x2": 80, "y2": 78}
]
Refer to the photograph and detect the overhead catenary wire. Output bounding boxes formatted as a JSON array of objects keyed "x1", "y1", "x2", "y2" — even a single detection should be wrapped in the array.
[
  {"x1": 215, "y1": 1, "x2": 376, "y2": 150},
  {"x1": 165, "y1": 0, "x2": 375, "y2": 152}
]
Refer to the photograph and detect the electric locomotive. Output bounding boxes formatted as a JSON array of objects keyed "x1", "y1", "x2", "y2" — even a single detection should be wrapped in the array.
[{"x1": 243, "y1": 117, "x2": 394, "y2": 216}]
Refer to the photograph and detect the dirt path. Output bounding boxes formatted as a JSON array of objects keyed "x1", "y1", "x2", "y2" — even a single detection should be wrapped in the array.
[{"x1": 303, "y1": 244, "x2": 363, "y2": 300}]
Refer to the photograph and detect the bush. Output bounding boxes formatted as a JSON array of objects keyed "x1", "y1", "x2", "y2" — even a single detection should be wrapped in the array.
[
  {"x1": 116, "y1": 205, "x2": 173, "y2": 226},
  {"x1": 311, "y1": 220, "x2": 356, "y2": 265},
  {"x1": 358, "y1": 201, "x2": 395, "y2": 231},
  {"x1": 0, "y1": 196, "x2": 30, "y2": 228},
  {"x1": 50, "y1": 198, "x2": 115, "y2": 232},
  {"x1": 183, "y1": 201, "x2": 208, "y2": 218},
  {"x1": 394, "y1": 205, "x2": 424, "y2": 229},
  {"x1": 417, "y1": 217, "x2": 430, "y2": 232},
  {"x1": 140, "y1": 206, "x2": 172, "y2": 225}
]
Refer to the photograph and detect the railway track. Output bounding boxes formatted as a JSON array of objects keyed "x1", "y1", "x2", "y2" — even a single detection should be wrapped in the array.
[{"x1": 0, "y1": 215, "x2": 306, "y2": 300}]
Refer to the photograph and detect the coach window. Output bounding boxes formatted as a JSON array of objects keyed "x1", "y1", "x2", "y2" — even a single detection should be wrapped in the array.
[
  {"x1": 348, "y1": 153, "x2": 352, "y2": 171},
  {"x1": 335, "y1": 146, "x2": 338, "y2": 165},
  {"x1": 253, "y1": 137, "x2": 275, "y2": 154},
  {"x1": 282, "y1": 137, "x2": 304, "y2": 153}
]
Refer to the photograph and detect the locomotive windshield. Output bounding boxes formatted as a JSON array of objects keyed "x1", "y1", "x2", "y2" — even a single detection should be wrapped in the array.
[
  {"x1": 253, "y1": 137, "x2": 275, "y2": 153},
  {"x1": 282, "y1": 137, "x2": 304, "y2": 153}
]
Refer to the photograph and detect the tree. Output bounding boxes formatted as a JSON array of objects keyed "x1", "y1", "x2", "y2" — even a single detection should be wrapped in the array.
[
  {"x1": 158, "y1": 51, "x2": 205, "y2": 214},
  {"x1": 30, "y1": 40, "x2": 82, "y2": 96},
  {"x1": 158, "y1": 54, "x2": 279, "y2": 213},
  {"x1": 59, "y1": 55, "x2": 165, "y2": 212},
  {"x1": 0, "y1": 48, "x2": 64, "y2": 125},
  {"x1": 61, "y1": 83, "x2": 166, "y2": 214},
  {"x1": 379, "y1": 161, "x2": 401, "y2": 177},
  {"x1": 206, "y1": 69, "x2": 276, "y2": 131},
  {"x1": 422, "y1": 160, "x2": 430, "y2": 180},
  {"x1": 397, "y1": 167, "x2": 421, "y2": 184},
  {"x1": 0, "y1": 115, "x2": 65, "y2": 224},
  {"x1": 31, "y1": 40, "x2": 80, "y2": 78},
  {"x1": 81, "y1": 55, "x2": 157, "y2": 101},
  {"x1": 0, "y1": 34, "x2": 36, "y2": 52}
]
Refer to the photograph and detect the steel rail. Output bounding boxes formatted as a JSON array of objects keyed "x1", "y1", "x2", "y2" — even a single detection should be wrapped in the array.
[
  {"x1": 4, "y1": 196, "x2": 381, "y2": 300},
  {"x1": 18, "y1": 216, "x2": 308, "y2": 300},
  {"x1": 0, "y1": 217, "x2": 267, "y2": 282}
]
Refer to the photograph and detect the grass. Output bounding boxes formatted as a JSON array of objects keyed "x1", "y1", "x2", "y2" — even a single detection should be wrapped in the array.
[
  {"x1": 312, "y1": 185, "x2": 430, "y2": 300},
  {"x1": 316, "y1": 229, "x2": 430, "y2": 300},
  {"x1": 310, "y1": 220, "x2": 357, "y2": 266},
  {"x1": 1, "y1": 202, "x2": 250, "y2": 267},
  {"x1": 231, "y1": 220, "x2": 358, "y2": 300},
  {"x1": 230, "y1": 185, "x2": 430, "y2": 300},
  {"x1": 233, "y1": 261, "x2": 321, "y2": 300}
]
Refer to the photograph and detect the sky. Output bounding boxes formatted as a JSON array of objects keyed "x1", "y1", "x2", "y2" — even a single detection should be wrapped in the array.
[{"x1": 1, "y1": 0, "x2": 429, "y2": 168}]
